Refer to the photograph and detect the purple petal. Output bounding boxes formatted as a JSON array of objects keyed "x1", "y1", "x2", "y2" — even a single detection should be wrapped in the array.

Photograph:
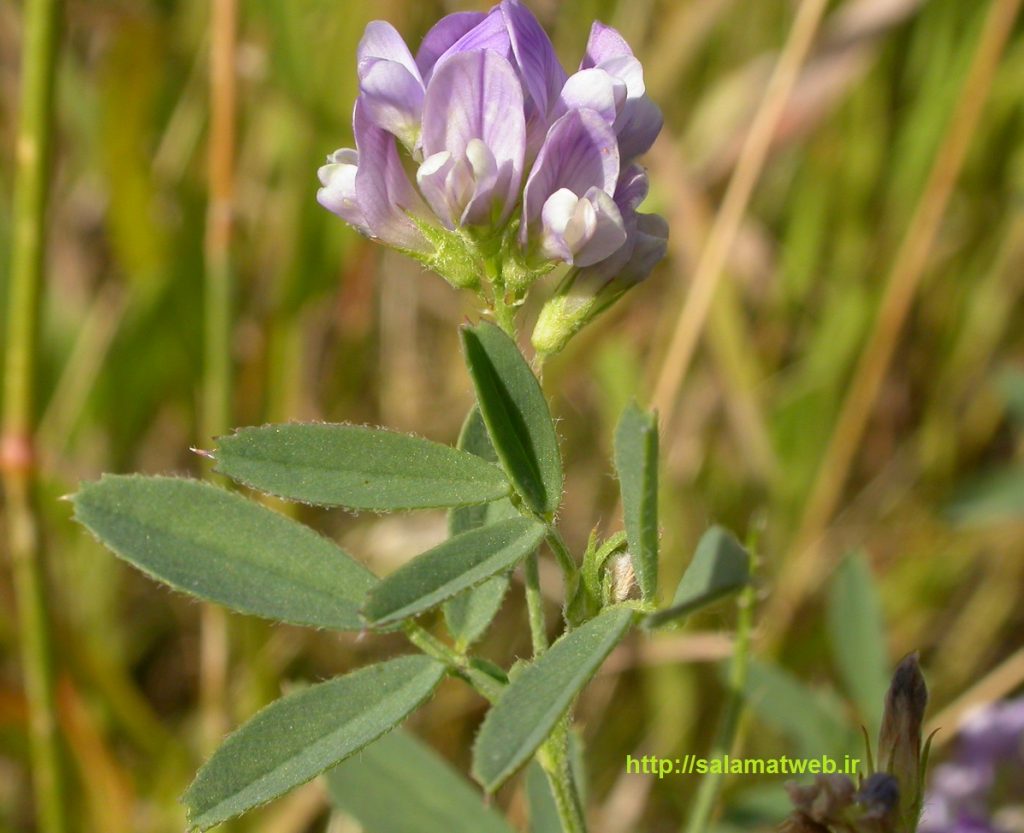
[
  {"x1": 352, "y1": 99, "x2": 431, "y2": 253},
  {"x1": 930, "y1": 763, "x2": 995, "y2": 803},
  {"x1": 540, "y1": 186, "x2": 626, "y2": 266},
  {"x1": 555, "y1": 68, "x2": 625, "y2": 126},
  {"x1": 417, "y1": 143, "x2": 502, "y2": 229},
  {"x1": 432, "y1": 7, "x2": 513, "y2": 69},
  {"x1": 500, "y1": 0, "x2": 567, "y2": 119},
  {"x1": 317, "y1": 148, "x2": 370, "y2": 234},
  {"x1": 416, "y1": 151, "x2": 462, "y2": 229},
  {"x1": 461, "y1": 139, "x2": 504, "y2": 226},
  {"x1": 614, "y1": 163, "x2": 650, "y2": 215},
  {"x1": 522, "y1": 108, "x2": 620, "y2": 241},
  {"x1": 616, "y1": 94, "x2": 663, "y2": 161},
  {"x1": 421, "y1": 50, "x2": 525, "y2": 225},
  {"x1": 416, "y1": 12, "x2": 488, "y2": 79},
  {"x1": 538, "y1": 189, "x2": 580, "y2": 262},
  {"x1": 358, "y1": 21, "x2": 421, "y2": 80},
  {"x1": 619, "y1": 213, "x2": 668, "y2": 282},
  {"x1": 600, "y1": 54, "x2": 645, "y2": 94},
  {"x1": 578, "y1": 25, "x2": 664, "y2": 161},
  {"x1": 580, "y1": 20, "x2": 633, "y2": 69},
  {"x1": 358, "y1": 59, "x2": 424, "y2": 146}
]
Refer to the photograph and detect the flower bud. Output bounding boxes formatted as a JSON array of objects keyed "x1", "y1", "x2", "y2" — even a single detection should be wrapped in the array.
[
  {"x1": 531, "y1": 208, "x2": 666, "y2": 355},
  {"x1": 878, "y1": 653, "x2": 928, "y2": 825}
]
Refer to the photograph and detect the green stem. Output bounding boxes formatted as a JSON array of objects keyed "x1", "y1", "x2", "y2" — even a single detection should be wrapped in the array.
[
  {"x1": 539, "y1": 721, "x2": 588, "y2": 833},
  {"x1": 403, "y1": 623, "x2": 504, "y2": 703},
  {"x1": 682, "y1": 570, "x2": 756, "y2": 833},
  {"x1": 403, "y1": 622, "x2": 464, "y2": 667},
  {"x1": 199, "y1": 0, "x2": 238, "y2": 759},
  {"x1": 2, "y1": 0, "x2": 68, "y2": 830},
  {"x1": 545, "y1": 528, "x2": 577, "y2": 580},
  {"x1": 492, "y1": 294, "x2": 517, "y2": 336},
  {"x1": 523, "y1": 550, "x2": 549, "y2": 655}
]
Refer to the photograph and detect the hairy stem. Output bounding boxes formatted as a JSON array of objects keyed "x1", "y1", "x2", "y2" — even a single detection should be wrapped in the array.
[
  {"x1": 403, "y1": 623, "x2": 505, "y2": 703},
  {"x1": 683, "y1": 564, "x2": 756, "y2": 833},
  {"x1": 539, "y1": 721, "x2": 588, "y2": 833},
  {"x1": 2, "y1": 0, "x2": 67, "y2": 830},
  {"x1": 545, "y1": 527, "x2": 577, "y2": 580},
  {"x1": 524, "y1": 550, "x2": 550, "y2": 655}
]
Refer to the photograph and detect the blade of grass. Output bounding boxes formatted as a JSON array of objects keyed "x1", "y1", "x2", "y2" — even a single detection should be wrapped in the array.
[
  {"x1": 200, "y1": 0, "x2": 239, "y2": 759},
  {"x1": 762, "y1": 0, "x2": 1024, "y2": 650},
  {"x1": 681, "y1": 543, "x2": 756, "y2": 833},
  {"x1": 649, "y1": 0, "x2": 828, "y2": 419},
  {"x1": 2, "y1": 0, "x2": 68, "y2": 830}
]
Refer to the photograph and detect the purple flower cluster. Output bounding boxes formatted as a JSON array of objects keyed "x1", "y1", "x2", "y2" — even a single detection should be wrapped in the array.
[
  {"x1": 920, "y1": 698, "x2": 1024, "y2": 833},
  {"x1": 316, "y1": 0, "x2": 667, "y2": 348}
]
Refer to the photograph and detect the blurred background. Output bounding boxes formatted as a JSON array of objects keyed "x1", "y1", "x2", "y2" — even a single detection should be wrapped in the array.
[{"x1": 1, "y1": 0, "x2": 1023, "y2": 830}]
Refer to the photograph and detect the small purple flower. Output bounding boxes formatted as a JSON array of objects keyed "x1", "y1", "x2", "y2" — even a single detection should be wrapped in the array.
[
  {"x1": 317, "y1": 0, "x2": 666, "y2": 309},
  {"x1": 920, "y1": 698, "x2": 1024, "y2": 833},
  {"x1": 317, "y1": 100, "x2": 431, "y2": 254},
  {"x1": 579, "y1": 22, "x2": 664, "y2": 163},
  {"x1": 521, "y1": 107, "x2": 623, "y2": 264},
  {"x1": 417, "y1": 50, "x2": 525, "y2": 229}
]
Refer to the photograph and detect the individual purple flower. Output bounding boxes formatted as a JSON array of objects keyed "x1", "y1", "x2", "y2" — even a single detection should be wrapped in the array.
[
  {"x1": 317, "y1": 100, "x2": 431, "y2": 255},
  {"x1": 531, "y1": 164, "x2": 668, "y2": 355},
  {"x1": 579, "y1": 22, "x2": 664, "y2": 162},
  {"x1": 521, "y1": 108, "x2": 624, "y2": 266},
  {"x1": 417, "y1": 50, "x2": 525, "y2": 229}
]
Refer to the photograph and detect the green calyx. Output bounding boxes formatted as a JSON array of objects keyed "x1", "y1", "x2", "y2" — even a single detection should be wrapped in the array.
[{"x1": 412, "y1": 219, "x2": 486, "y2": 290}]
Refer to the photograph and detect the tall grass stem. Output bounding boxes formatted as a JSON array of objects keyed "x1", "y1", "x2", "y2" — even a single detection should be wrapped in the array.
[
  {"x1": 2, "y1": 0, "x2": 68, "y2": 830},
  {"x1": 649, "y1": 0, "x2": 828, "y2": 418},
  {"x1": 682, "y1": 570, "x2": 756, "y2": 833},
  {"x1": 200, "y1": 0, "x2": 239, "y2": 756},
  {"x1": 763, "y1": 0, "x2": 1024, "y2": 650}
]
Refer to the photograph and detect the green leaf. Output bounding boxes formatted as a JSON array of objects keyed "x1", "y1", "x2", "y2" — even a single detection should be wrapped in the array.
[
  {"x1": 445, "y1": 408, "x2": 519, "y2": 648},
  {"x1": 327, "y1": 729, "x2": 514, "y2": 833},
  {"x1": 472, "y1": 607, "x2": 633, "y2": 791},
  {"x1": 460, "y1": 322, "x2": 563, "y2": 515},
  {"x1": 214, "y1": 423, "x2": 510, "y2": 511},
  {"x1": 614, "y1": 402, "x2": 659, "y2": 600},
  {"x1": 644, "y1": 526, "x2": 750, "y2": 629},
  {"x1": 526, "y1": 762, "x2": 562, "y2": 833},
  {"x1": 364, "y1": 518, "x2": 546, "y2": 628},
  {"x1": 827, "y1": 553, "x2": 889, "y2": 738},
  {"x1": 448, "y1": 408, "x2": 521, "y2": 534},
  {"x1": 444, "y1": 577, "x2": 509, "y2": 651},
  {"x1": 72, "y1": 475, "x2": 375, "y2": 630},
  {"x1": 741, "y1": 660, "x2": 852, "y2": 758},
  {"x1": 184, "y1": 655, "x2": 445, "y2": 831}
]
